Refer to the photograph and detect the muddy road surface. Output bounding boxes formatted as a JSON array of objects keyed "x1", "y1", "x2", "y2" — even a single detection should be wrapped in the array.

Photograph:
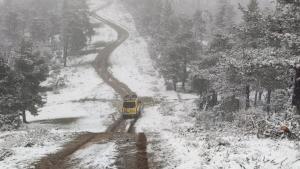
[
  {"x1": 33, "y1": 8, "x2": 149, "y2": 169},
  {"x1": 91, "y1": 13, "x2": 132, "y2": 98}
]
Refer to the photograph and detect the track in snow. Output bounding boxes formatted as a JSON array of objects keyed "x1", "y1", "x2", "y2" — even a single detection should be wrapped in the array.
[{"x1": 33, "y1": 4, "x2": 149, "y2": 169}]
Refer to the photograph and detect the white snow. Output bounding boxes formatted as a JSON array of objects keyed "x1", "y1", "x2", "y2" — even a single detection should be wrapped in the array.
[
  {"x1": 90, "y1": 19, "x2": 117, "y2": 44},
  {"x1": 0, "y1": 129, "x2": 75, "y2": 169},
  {"x1": 40, "y1": 66, "x2": 115, "y2": 104},
  {"x1": 92, "y1": 1, "x2": 300, "y2": 169},
  {"x1": 70, "y1": 142, "x2": 117, "y2": 169},
  {"x1": 0, "y1": 58, "x2": 116, "y2": 168},
  {"x1": 94, "y1": 0, "x2": 166, "y2": 97},
  {"x1": 68, "y1": 53, "x2": 98, "y2": 66},
  {"x1": 1, "y1": 0, "x2": 299, "y2": 168},
  {"x1": 27, "y1": 44, "x2": 117, "y2": 134},
  {"x1": 2, "y1": 145, "x2": 59, "y2": 169},
  {"x1": 136, "y1": 97, "x2": 300, "y2": 169},
  {"x1": 0, "y1": 1, "x2": 119, "y2": 167}
]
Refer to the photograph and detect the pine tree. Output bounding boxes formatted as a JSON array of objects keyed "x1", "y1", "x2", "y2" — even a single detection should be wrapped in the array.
[
  {"x1": 157, "y1": 0, "x2": 176, "y2": 49},
  {"x1": 0, "y1": 57, "x2": 22, "y2": 128},
  {"x1": 30, "y1": 18, "x2": 47, "y2": 42},
  {"x1": 238, "y1": 0, "x2": 266, "y2": 49},
  {"x1": 209, "y1": 0, "x2": 236, "y2": 53},
  {"x1": 209, "y1": 33, "x2": 233, "y2": 52},
  {"x1": 168, "y1": 31, "x2": 198, "y2": 91},
  {"x1": 159, "y1": 0, "x2": 174, "y2": 29},
  {"x1": 215, "y1": 0, "x2": 236, "y2": 33},
  {"x1": 61, "y1": 0, "x2": 94, "y2": 66},
  {"x1": 267, "y1": 0, "x2": 300, "y2": 54},
  {"x1": 14, "y1": 39, "x2": 48, "y2": 123},
  {"x1": 3, "y1": 11, "x2": 21, "y2": 41},
  {"x1": 231, "y1": 0, "x2": 267, "y2": 109},
  {"x1": 139, "y1": 0, "x2": 163, "y2": 35},
  {"x1": 193, "y1": 10, "x2": 206, "y2": 42},
  {"x1": 0, "y1": 58, "x2": 22, "y2": 115}
]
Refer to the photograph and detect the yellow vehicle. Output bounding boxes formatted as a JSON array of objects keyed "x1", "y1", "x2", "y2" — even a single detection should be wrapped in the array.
[{"x1": 122, "y1": 94, "x2": 143, "y2": 119}]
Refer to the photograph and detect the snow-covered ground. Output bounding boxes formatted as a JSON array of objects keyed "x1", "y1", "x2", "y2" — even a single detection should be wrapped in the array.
[
  {"x1": 94, "y1": 1, "x2": 166, "y2": 97},
  {"x1": 91, "y1": 0, "x2": 300, "y2": 168},
  {"x1": 136, "y1": 99, "x2": 300, "y2": 169},
  {"x1": 1, "y1": 0, "x2": 299, "y2": 168},
  {"x1": 27, "y1": 65, "x2": 117, "y2": 132},
  {"x1": 68, "y1": 17, "x2": 117, "y2": 66},
  {"x1": 68, "y1": 53, "x2": 98, "y2": 66},
  {"x1": 0, "y1": 1, "x2": 119, "y2": 168},
  {"x1": 90, "y1": 19, "x2": 117, "y2": 44},
  {"x1": 70, "y1": 142, "x2": 117, "y2": 169}
]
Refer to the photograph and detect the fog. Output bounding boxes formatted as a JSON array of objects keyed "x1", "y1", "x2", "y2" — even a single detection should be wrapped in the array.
[
  {"x1": 173, "y1": 0, "x2": 275, "y2": 21},
  {"x1": 0, "y1": 0, "x2": 299, "y2": 168}
]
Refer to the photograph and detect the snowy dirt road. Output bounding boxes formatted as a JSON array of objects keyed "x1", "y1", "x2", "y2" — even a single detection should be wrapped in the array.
[
  {"x1": 2, "y1": 0, "x2": 300, "y2": 168},
  {"x1": 33, "y1": 1, "x2": 149, "y2": 169}
]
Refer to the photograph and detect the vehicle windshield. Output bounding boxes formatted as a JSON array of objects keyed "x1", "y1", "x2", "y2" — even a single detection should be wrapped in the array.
[{"x1": 123, "y1": 102, "x2": 136, "y2": 108}]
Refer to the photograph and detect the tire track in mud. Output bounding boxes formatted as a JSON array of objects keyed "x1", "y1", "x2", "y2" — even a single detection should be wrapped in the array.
[
  {"x1": 34, "y1": 4, "x2": 149, "y2": 169},
  {"x1": 91, "y1": 13, "x2": 149, "y2": 169},
  {"x1": 91, "y1": 13, "x2": 133, "y2": 98}
]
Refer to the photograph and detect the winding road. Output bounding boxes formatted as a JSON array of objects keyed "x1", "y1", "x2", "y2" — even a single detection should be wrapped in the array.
[
  {"x1": 91, "y1": 13, "x2": 133, "y2": 98},
  {"x1": 33, "y1": 4, "x2": 149, "y2": 169}
]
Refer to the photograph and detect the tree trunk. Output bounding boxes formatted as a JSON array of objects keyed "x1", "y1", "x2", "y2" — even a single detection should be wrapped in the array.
[
  {"x1": 172, "y1": 76, "x2": 177, "y2": 91},
  {"x1": 63, "y1": 39, "x2": 68, "y2": 67},
  {"x1": 258, "y1": 91, "x2": 263, "y2": 101},
  {"x1": 266, "y1": 89, "x2": 272, "y2": 113},
  {"x1": 245, "y1": 85, "x2": 250, "y2": 110},
  {"x1": 293, "y1": 64, "x2": 300, "y2": 114},
  {"x1": 63, "y1": 47, "x2": 67, "y2": 67},
  {"x1": 22, "y1": 110, "x2": 28, "y2": 124},
  {"x1": 212, "y1": 91, "x2": 218, "y2": 107},
  {"x1": 296, "y1": 105, "x2": 300, "y2": 115},
  {"x1": 173, "y1": 80, "x2": 177, "y2": 91},
  {"x1": 182, "y1": 58, "x2": 187, "y2": 91},
  {"x1": 254, "y1": 90, "x2": 258, "y2": 107}
]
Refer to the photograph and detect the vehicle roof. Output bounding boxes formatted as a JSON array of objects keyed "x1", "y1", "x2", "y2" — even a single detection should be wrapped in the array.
[{"x1": 123, "y1": 94, "x2": 138, "y2": 101}]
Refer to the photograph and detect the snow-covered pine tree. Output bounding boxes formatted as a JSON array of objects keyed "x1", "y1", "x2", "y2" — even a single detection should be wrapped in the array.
[
  {"x1": 14, "y1": 39, "x2": 48, "y2": 123},
  {"x1": 235, "y1": 0, "x2": 267, "y2": 109},
  {"x1": 30, "y1": 18, "x2": 47, "y2": 42},
  {"x1": 61, "y1": 0, "x2": 94, "y2": 67},
  {"x1": 209, "y1": 0, "x2": 236, "y2": 53},
  {"x1": 267, "y1": 0, "x2": 300, "y2": 54},
  {"x1": 238, "y1": 0, "x2": 267, "y2": 49},
  {"x1": 192, "y1": 10, "x2": 206, "y2": 43},
  {"x1": 0, "y1": 57, "x2": 22, "y2": 129},
  {"x1": 214, "y1": 0, "x2": 236, "y2": 33}
]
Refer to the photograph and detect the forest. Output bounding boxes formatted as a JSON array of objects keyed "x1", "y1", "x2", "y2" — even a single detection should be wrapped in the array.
[
  {"x1": 0, "y1": 0, "x2": 299, "y2": 138},
  {"x1": 123, "y1": 0, "x2": 300, "y2": 138},
  {"x1": 0, "y1": 0, "x2": 300, "y2": 168},
  {"x1": 0, "y1": 0, "x2": 93, "y2": 129}
]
